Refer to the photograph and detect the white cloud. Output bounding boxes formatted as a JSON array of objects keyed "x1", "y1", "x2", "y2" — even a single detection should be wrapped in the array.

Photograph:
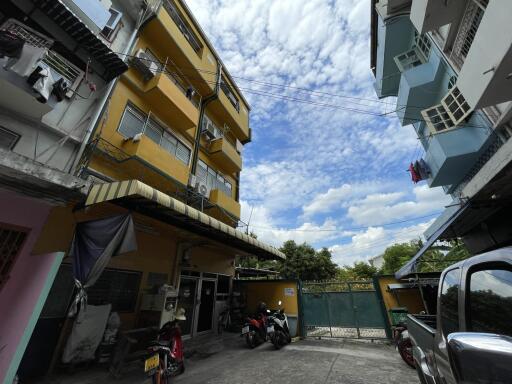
[
  {"x1": 330, "y1": 220, "x2": 434, "y2": 266},
  {"x1": 347, "y1": 185, "x2": 451, "y2": 226},
  {"x1": 184, "y1": 0, "x2": 453, "y2": 267}
]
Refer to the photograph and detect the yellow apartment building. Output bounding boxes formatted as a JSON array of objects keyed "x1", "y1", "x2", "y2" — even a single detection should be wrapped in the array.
[{"x1": 26, "y1": 0, "x2": 282, "y2": 358}]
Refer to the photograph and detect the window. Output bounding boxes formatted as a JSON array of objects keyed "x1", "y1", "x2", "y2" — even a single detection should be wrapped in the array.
[
  {"x1": 0, "y1": 225, "x2": 27, "y2": 290},
  {"x1": 117, "y1": 104, "x2": 191, "y2": 165},
  {"x1": 422, "y1": 104, "x2": 453, "y2": 133},
  {"x1": 163, "y1": 0, "x2": 202, "y2": 53},
  {"x1": 422, "y1": 86, "x2": 473, "y2": 134},
  {"x1": 441, "y1": 86, "x2": 472, "y2": 125},
  {"x1": 0, "y1": 126, "x2": 20, "y2": 150},
  {"x1": 101, "y1": 8, "x2": 123, "y2": 41},
  {"x1": 87, "y1": 268, "x2": 142, "y2": 312},
  {"x1": 220, "y1": 76, "x2": 240, "y2": 112},
  {"x1": 414, "y1": 32, "x2": 432, "y2": 60},
  {"x1": 197, "y1": 160, "x2": 233, "y2": 197},
  {"x1": 440, "y1": 268, "x2": 460, "y2": 336},
  {"x1": 468, "y1": 268, "x2": 512, "y2": 337},
  {"x1": 394, "y1": 49, "x2": 425, "y2": 72},
  {"x1": 448, "y1": 75, "x2": 457, "y2": 90}
]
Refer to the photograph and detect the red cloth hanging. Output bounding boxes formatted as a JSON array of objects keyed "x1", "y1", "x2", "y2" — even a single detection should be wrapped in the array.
[{"x1": 408, "y1": 162, "x2": 421, "y2": 183}]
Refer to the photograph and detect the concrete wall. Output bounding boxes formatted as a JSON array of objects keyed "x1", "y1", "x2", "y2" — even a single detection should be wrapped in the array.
[{"x1": 0, "y1": 190, "x2": 64, "y2": 384}]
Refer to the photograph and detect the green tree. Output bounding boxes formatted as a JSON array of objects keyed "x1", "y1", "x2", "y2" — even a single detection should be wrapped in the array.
[
  {"x1": 337, "y1": 261, "x2": 378, "y2": 280},
  {"x1": 279, "y1": 240, "x2": 337, "y2": 280}
]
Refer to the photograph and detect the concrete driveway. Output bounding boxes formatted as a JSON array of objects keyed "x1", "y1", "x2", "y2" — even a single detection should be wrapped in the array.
[{"x1": 174, "y1": 338, "x2": 419, "y2": 384}]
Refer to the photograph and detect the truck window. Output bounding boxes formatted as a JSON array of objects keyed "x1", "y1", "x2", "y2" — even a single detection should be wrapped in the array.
[
  {"x1": 440, "y1": 268, "x2": 459, "y2": 336},
  {"x1": 469, "y1": 269, "x2": 512, "y2": 336}
]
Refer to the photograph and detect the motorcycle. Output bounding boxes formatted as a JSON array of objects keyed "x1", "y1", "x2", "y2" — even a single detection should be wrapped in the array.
[
  {"x1": 267, "y1": 301, "x2": 291, "y2": 349},
  {"x1": 241, "y1": 302, "x2": 269, "y2": 348},
  {"x1": 145, "y1": 308, "x2": 186, "y2": 384},
  {"x1": 393, "y1": 321, "x2": 414, "y2": 368}
]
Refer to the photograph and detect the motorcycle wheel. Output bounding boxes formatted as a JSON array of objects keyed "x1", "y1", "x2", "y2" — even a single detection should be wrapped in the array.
[
  {"x1": 272, "y1": 331, "x2": 283, "y2": 350},
  {"x1": 397, "y1": 338, "x2": 415, "y2": 369},
  {"x1": 152, "y1": 363, "x2": 169, "y2": 384},
  {"x1": 246, "y1": 332, "x2": 257, "y2": 349}
]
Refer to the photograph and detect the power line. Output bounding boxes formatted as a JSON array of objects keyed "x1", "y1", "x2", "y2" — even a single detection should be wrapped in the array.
[{"x1": 247, "y1": 211, "x2": 441, "y2": 233}]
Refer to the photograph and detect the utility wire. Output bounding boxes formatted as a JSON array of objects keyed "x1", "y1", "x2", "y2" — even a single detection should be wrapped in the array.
[{"x1": 246, "y1": 211, "x2": 441, "y2": 233}]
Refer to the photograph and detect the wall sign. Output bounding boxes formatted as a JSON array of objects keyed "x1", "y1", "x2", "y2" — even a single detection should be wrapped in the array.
[{"x1": 284, "y1": 287, "x2": 295, "y2": 296}]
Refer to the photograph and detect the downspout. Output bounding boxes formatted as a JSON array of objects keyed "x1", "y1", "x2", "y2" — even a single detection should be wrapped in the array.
[
  {"x1": 190, "y1": 61, "x2": 222, "y2": 175},
  {"x1": 70, "y1": 14, "x2": 142, "y2": 176}
]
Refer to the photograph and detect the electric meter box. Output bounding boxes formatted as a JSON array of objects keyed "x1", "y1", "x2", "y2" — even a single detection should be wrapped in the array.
[{"x1": 140, "y1": 288, "x2": 179, "y2": 327}]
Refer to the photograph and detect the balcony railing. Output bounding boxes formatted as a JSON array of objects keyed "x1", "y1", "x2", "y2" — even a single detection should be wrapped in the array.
[
  {"x1": 2, "y1": 19, "x2": 84, "y2": 94},
  {"x1": 163, "y1": 0, "x2": 202, "y2": 54},
  {"x1": 450, "y1": 0, "x2": 488, "y2": 70}
]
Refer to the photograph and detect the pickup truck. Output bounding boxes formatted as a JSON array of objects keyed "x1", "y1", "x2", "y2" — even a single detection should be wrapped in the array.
[{"x1": 407, "y1": 247, "x2": 512, "y2": 384}]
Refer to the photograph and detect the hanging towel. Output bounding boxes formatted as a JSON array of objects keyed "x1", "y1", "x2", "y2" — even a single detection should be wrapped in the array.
[
  {"x1": 32, "y1": 67, "x2": 55, "y2": 103},
  {"x1": 408, "y1": 162, "x2": 421, "y2": 184},
  {"x1": 4, "y1": 44, "x2": 47, "y2": 77}
]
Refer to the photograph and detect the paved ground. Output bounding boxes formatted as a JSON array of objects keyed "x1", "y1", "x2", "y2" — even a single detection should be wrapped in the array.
[
  {"x1": 36, "y1": 337, "x2": 419, "y2": 384},
  {"x1": 174, "y1": 338, "x2": 419, "y2": 384}
]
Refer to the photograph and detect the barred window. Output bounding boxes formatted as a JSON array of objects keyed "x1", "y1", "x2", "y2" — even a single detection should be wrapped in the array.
[{"x1": 0, "y1": 225, "x2": 28, "y2": 290}]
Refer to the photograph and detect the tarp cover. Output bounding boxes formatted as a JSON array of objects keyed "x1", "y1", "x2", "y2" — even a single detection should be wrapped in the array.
[
  {"x1": 62, "y1": 304, "x2": 111, "y2": 363},
  {"x1": 68, "y1": 214, "x2": 137, "y2": 316}
]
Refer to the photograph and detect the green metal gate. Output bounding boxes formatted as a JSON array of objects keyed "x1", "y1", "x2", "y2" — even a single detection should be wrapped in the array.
[{"x1": 301, "y1": 281, "x2": 389, "y2": 339}]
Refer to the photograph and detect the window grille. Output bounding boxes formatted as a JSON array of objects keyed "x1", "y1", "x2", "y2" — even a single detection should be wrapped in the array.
[
  {"x1": 452, "y1": 0, "x2": 488, "y2": 68},
  {"x1": 0, "y1": 225, "x2": 27, "y2": 290},
  {"x1": 163, "y1": 0, "x2": 202, "y2": 53},
  {"x1": 394, "y1": 49, "x2": 425, "y2": 72},
  {"x1": 441, "y1": 86, "x2": 472, "y2": 125},
  {"x1": 414, "y1": 32, "x2": 431, "y2": 61},
  {"x1": 197, "y1": 160, "x2": 233, "y2": 197}
]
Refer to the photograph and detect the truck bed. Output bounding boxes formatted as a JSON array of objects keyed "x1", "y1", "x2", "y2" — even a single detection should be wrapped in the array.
[{"x1": 407, "y1": 314, "x2": 436, "y2": 351}]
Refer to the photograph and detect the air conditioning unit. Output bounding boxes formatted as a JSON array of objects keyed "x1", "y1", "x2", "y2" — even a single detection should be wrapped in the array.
[
  {"x1": 202, "y1": 119, "x2": 216, "y2": 140},
  {"x1": 189, "y1": 174, "x2": 211, "y2": 198},
  {"x1": 130, "y1": 49, "x2": 158, "y2": 81}
]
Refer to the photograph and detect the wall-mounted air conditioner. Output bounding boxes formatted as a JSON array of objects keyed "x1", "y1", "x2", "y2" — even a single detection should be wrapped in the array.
[
  {"x1": 189, "y1": 174, "x2": 211, "y2": 198},
  {"x1": 131, "y1": 49, "x2": 159, "y2": 81}
]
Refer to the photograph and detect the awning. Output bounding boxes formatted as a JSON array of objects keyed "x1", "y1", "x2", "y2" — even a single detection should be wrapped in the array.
[
  {"x1": 85, "y1": 180, "x2": 285, "y2": 260},
  {"x1": 395, "y1": 203, "x2": 469, "y2": 279},
  {"x1": 34, "y1": 0, "x2": 128, "y2": 81}
]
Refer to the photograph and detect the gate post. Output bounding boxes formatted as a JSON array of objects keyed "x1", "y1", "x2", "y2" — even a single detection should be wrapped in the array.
[
  {"x1": 298, "y1": 280, "x2": 306, "y2": 339},
  {"x1": 348, "y1": 282, "x2": 361, "y2": 338},
  {"x1": 372, "y1": 276, "x2": 392, "y2": 339}
]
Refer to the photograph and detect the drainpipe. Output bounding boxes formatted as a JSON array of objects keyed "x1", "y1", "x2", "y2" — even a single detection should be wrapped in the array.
[
  {"x1": 70, "y1": 14, "x2": 142, "y2": 176},
  {"x1": 190, "y1": 61, "x2": 222, "y2": 175}
]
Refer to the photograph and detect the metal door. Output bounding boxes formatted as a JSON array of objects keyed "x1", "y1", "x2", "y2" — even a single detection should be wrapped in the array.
[
  {"x1": 301, "y1": 281, "x2": 387, "y2": 339},
  {"x1": 196, "y1": 279, "x2": 216, "y2": 334},
  {"x1": 178, "y1": 277, "x2": 198, "y2": 337}
]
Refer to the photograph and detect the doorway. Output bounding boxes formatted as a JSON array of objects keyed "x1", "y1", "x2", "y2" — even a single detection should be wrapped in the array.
[{"x1": 178, "y1": 273, "x2": 218, "y2": 337}]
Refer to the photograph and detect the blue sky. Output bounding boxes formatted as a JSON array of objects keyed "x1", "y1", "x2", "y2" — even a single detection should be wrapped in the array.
[{"x1": 187, "y1": 0, "x2": 451, "y2": 266}]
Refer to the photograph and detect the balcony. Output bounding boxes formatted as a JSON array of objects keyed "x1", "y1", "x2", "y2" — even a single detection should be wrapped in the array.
[
  {"x1": 423, "y1": 113, "x2": 493, "y2": 188},
  {"x1": 143, "y1": 2, "x2": 217, "y2": 96},
  {"x1": 125, "y1": 69, "x2": 199, "y2": 133},
  {"x1": 410, "y1": 0, "x2": 466, "y2": 34},
  {"x1": 373, "y1": 10, "x2": 415, "y2": 98},
  {"x1": 209, "y1": 138, "x2": 242, "y2": 174},
  {"x1": 456, "y1": 1, "x2": 512, "y2": 109},
  {"x1": 210, "y1": 93, "x2": 250, "y2": 143},
  {"x1": 90, "y1": 136, "x2": 190, "y2": 192},
  {"x1": 395, "y1": 47, "x2": 445, "y2": 126},
  {"x1": 208, "y1": 189, "x2": 241, "y2": 220}
]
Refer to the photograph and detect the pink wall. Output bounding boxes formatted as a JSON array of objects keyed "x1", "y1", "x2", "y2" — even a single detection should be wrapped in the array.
[{"x1": 0, "y1": 190, "x2": 58, "y2": 383}]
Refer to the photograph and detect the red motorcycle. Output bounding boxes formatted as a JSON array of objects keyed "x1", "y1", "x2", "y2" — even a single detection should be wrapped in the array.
[
  {"x1": 241, "y1": 302, "x2": 269, "y2": 348},
  {"x1": 145, "y1": 309, "x2": 186, "y2": 384}
]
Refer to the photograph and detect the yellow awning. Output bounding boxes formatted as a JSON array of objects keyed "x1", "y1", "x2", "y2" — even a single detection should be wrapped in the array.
[{"x1": 85, "y1": 180, "x2": 285, "y2": 260}]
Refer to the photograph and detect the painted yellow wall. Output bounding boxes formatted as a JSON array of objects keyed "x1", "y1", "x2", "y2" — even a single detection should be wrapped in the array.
[
  {"x1": 242, "y1": 281, "x2": 299, "y2": 316},
  {"x1": 377, "y1": 276, "x2": 426, "y2": 324}
]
